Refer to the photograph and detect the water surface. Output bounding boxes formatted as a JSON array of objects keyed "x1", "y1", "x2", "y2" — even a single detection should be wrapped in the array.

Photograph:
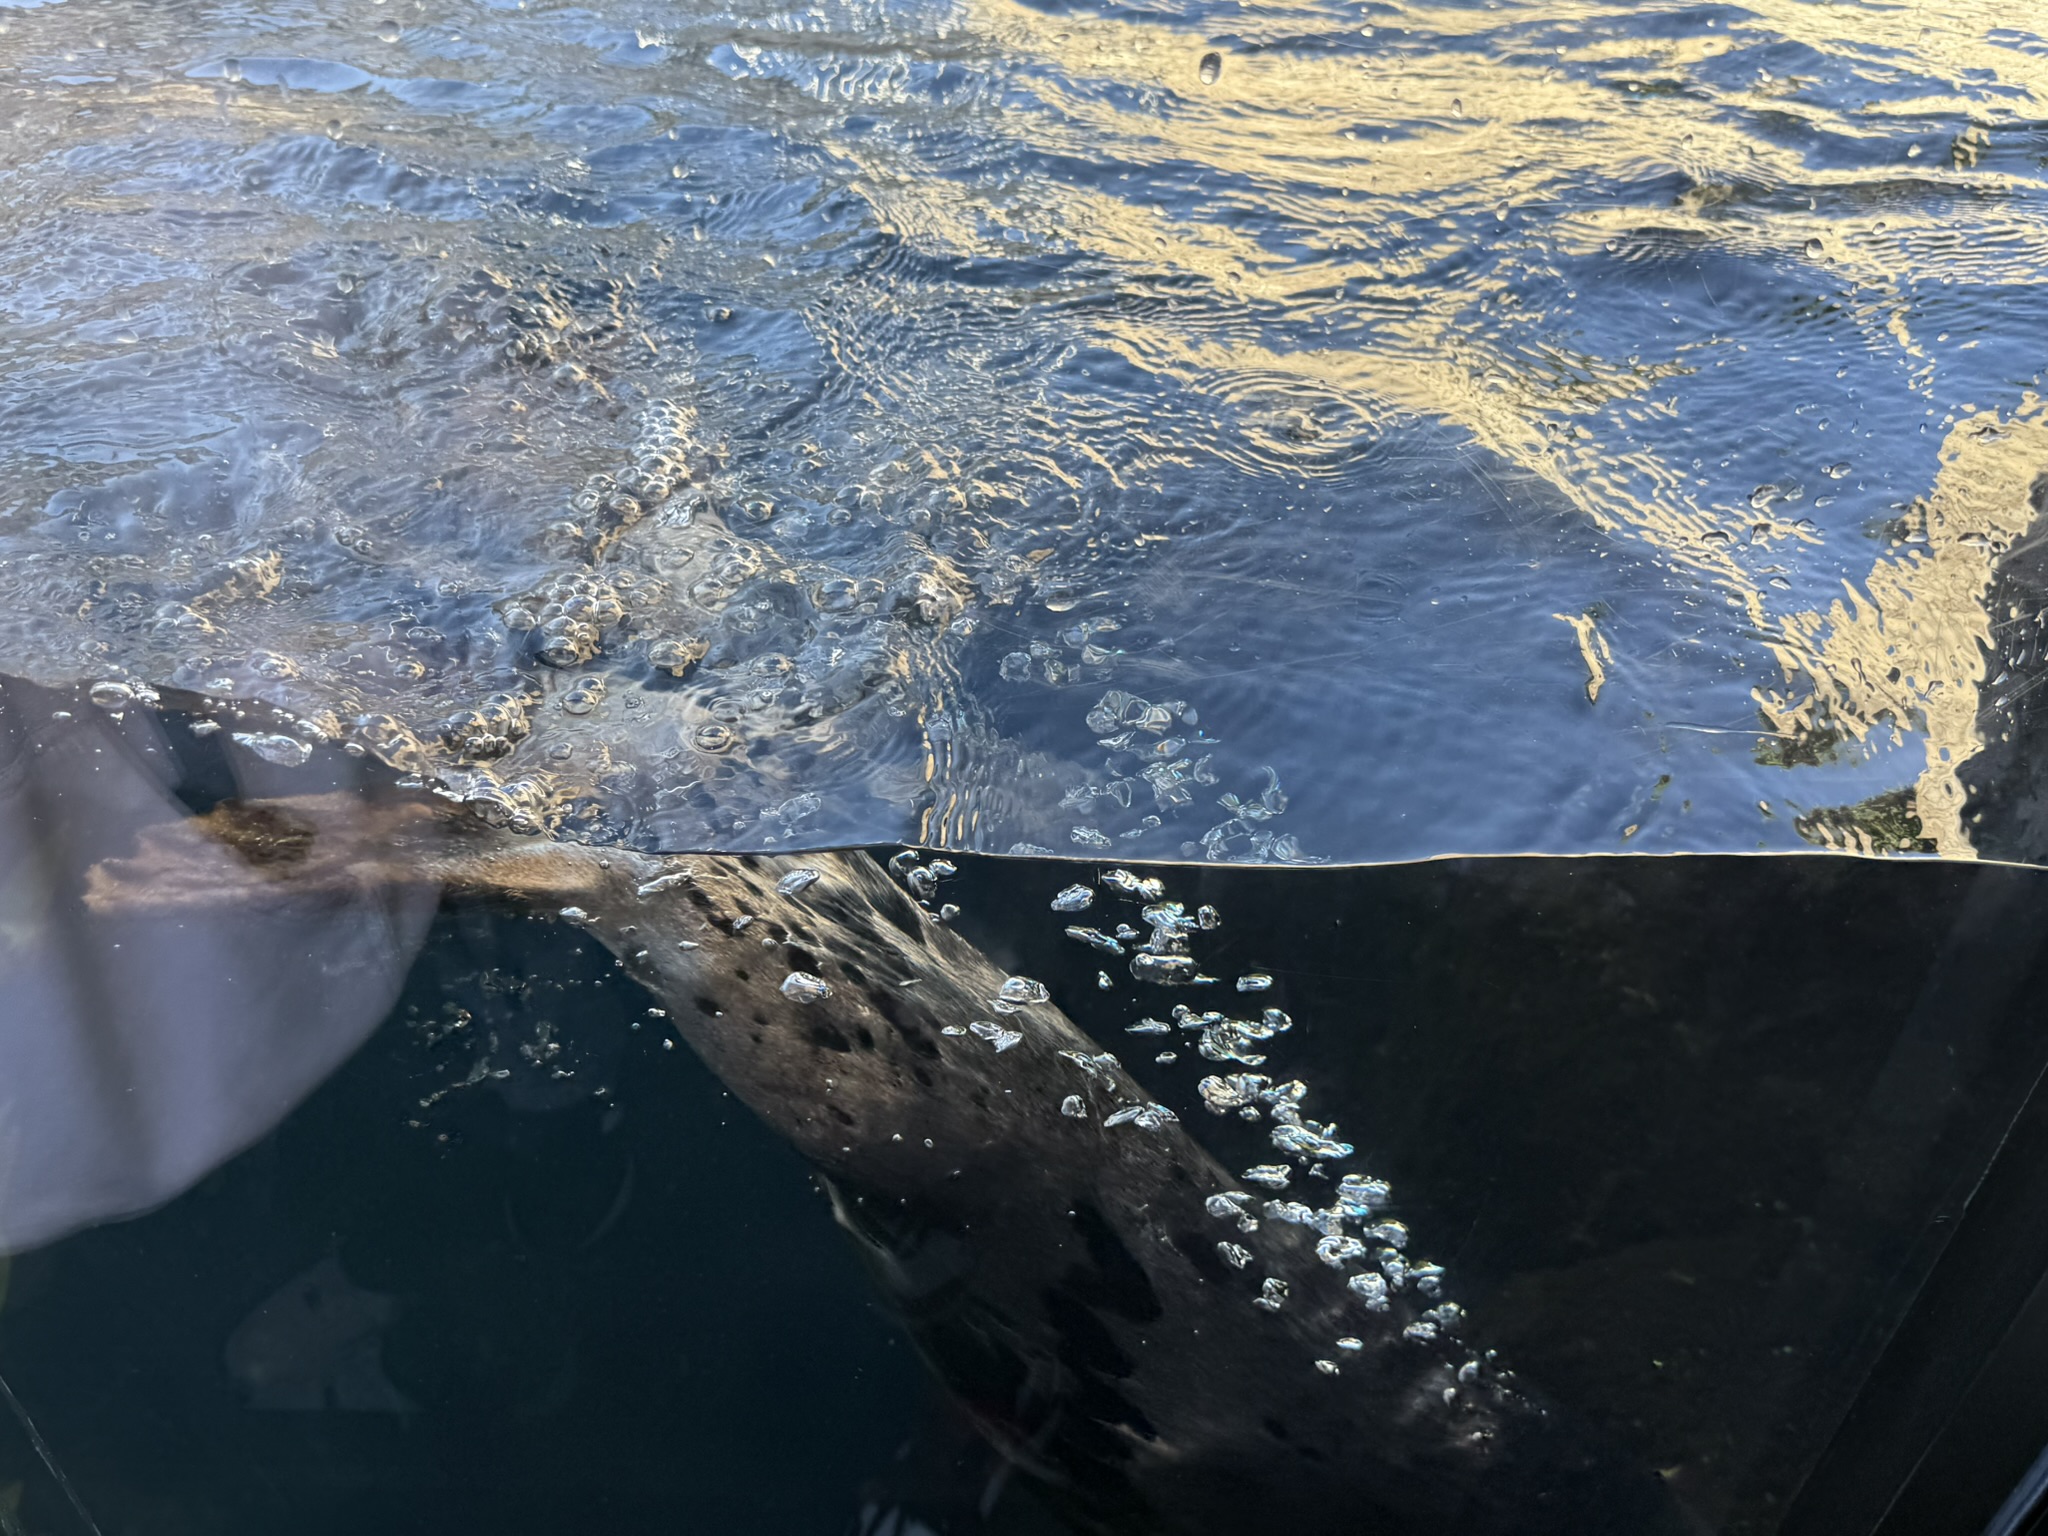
[{"x1": 3, "y1": 0, "x2": 2044, "y2": 860}]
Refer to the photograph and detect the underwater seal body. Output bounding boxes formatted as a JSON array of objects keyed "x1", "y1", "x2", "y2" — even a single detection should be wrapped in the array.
[{"x1": 85, "y1": 785, "x2": 1683, "y2": 1536}]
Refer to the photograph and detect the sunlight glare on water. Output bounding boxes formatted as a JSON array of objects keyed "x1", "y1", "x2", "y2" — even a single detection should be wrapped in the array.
[{"x1": 1, "y1": 0, "x2": 2044, "y2": 862}]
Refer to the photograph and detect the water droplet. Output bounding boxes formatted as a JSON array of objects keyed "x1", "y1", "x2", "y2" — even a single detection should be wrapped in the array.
[
  {"x1": 1198, "y1": 51, "x2": 1221, "y2": 85},
  {"x1": 1252, "y1": 1277, "x2": 1289, "y2": 1312},
  {"x1": 776, "y1": 867, "x2": 822, "y2": 896},
  {"x1": 1314, "y1": 1360, "x2": 1340, "y2": 1376},
  {"x1": 1451, "y1": 97, "x2": 1464, "y2": 118},
  {"x1": 780, "y1": 971, "x2": 833, "y2": 1004},
  {"x1": 559, "y1": 906, "x2": 590, "y2": 923},
  {"x1": 1242, "y1": 1164, "x2": 1291, "y2": 1189},
  {"x1": 1803, "y1": 237, "x2": 1823, "y2": 259},
  {"x1": 1218, "y1": 1241, "x2": 1253, "y2": 1269},
  {"x1": 1825, "y1": 461, "x2": 1850, "y2": 479},
  {"x1": 692, "y1": 722, "x2": 736, "y2": 753},
  {"x1": 1060, "y1": 1094, "x2": 1087, "y2": 1117},
  {"x1": 89, "y1": 681, "x2": 135, "y2": 709},
  {"x1": 1236, "y1": 972, "x2": 1273, "y2": 992}
]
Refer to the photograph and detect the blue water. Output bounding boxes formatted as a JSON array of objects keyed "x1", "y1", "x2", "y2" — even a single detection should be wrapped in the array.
[{"x1": 2, "y1": 0, "x2": 2044, "y2": 862}]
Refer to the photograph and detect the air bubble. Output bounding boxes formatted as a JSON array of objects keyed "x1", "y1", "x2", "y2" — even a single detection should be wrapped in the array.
[
  {"x1": 1206, "y1": 1192, "x2": 1252, "y2": 1222},
  {"x1": 648, "y1": 637, "x2": 706, "y2": 676},
  {"x1": 780, "y1": 972, "x2": 833, "y2": 1004},
  {"x1": 1100, "y1": 868, "x2": 1166, "y2": 901},
  {"x1": 776, "y1": 868, "x2": 822, "y2": 896},
  {"x1": 1348, "y1": 1272, "x2": 1390, "y2": 1311},
  {"x1": 231, "y1": 731, "x2": 313, "y2": 767},
  {"x1": 997, "y1": 976, "x2": 1050, "y2": 1006},
  {"x1": 1272, "y1": 1122, "x2": 1355, "y2": 1160},
  {"x1": 969, "y1": 1020, "x2": 1023, "y2": 1051},
  {"x1": 1336, "y1": 1174, "x2": 1392, "y2": 1214},
  {"x1": 1131, "y1": 952, "x2": 1200, "y2": 985},
  {"x1": 1103, "y1": 1102, "x2": 1177, "y2": 1129},
  {"x1": 1065, "y1": 925, "x2": 1124, "y2": 955},
  {"x1": 1198, "y1": 51, "x2": 1221, "y2": 85},
  {"x1": 1316, "y1": 1234, "x2": 1368, "y2": 1268}
]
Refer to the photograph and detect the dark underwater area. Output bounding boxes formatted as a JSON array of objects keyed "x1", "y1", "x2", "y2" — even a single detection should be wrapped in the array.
[{"x1": 9, "y1": 838, "x2": 2048, "y2": 1535}]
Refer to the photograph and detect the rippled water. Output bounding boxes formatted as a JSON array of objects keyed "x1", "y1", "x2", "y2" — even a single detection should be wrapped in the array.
[{"x1": 2, "y1": 0, "x2": 2045, "y2": 863}]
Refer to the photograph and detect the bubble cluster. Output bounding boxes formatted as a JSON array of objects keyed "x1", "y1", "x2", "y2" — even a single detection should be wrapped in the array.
[
  {"x1": 1058, "y1": 862, "x2": 1473, "y2": 1373},
  {"x1": 500, "y1": 571, "x2": 631, "y2": 669}
]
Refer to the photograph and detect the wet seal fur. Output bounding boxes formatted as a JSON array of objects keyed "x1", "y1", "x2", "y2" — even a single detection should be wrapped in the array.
[{"x1": 87, "y1": 792, "x2": 1685, "y2": 1536}]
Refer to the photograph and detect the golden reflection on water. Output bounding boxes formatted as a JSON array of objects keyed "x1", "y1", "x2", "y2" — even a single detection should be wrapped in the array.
[
  {"x1": 1, "y1": 0, "x2": 2039, "y2": 859},
  {"x1": 871, "y1": 0, "x2": 2047, "y2": 856},
  {"x1": 1761, "y1": 400, "x2": 2048, "y2": 855}
]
